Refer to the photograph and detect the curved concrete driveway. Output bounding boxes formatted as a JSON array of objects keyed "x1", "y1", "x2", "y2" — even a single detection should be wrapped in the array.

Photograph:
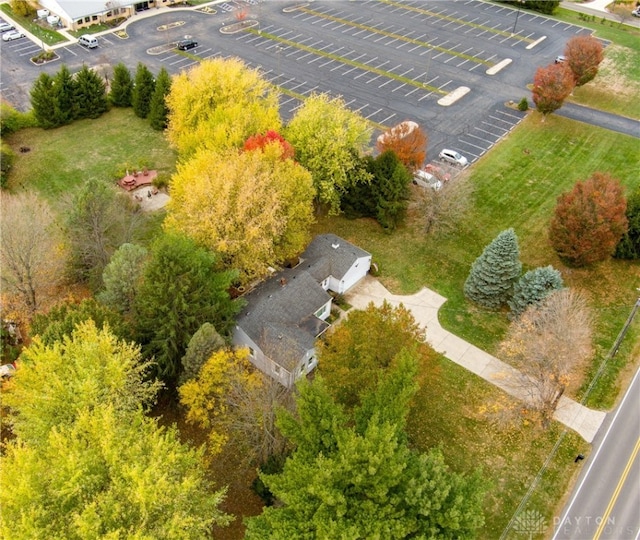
[{"x1": 345, "y1": 276, "x2": 605, "y2": 443}]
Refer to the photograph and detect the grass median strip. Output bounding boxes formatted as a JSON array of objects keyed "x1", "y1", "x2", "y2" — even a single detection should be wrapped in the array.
[
  {"x1": 245, "y1": 28, "x2": 447, "y2": 95},
  {"x1": 379, "y1": 0, "x2": 536, "y2": 44},
  {"x1": 297, "y1": 6, "x2": 496, "y2": 67}
]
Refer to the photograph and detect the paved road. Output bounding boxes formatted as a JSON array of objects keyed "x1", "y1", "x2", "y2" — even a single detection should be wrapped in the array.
[
  {"x1": 557, "y1": 102, "x2": 640, "y2": 138},
  {"x1": 552, "y1": 367, "x2": 640, "y2": 539}
]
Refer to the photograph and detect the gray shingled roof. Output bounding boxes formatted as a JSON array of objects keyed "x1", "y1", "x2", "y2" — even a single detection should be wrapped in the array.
[
  {"x1": 301, "y1": 233, "x2": 370, "y2": 283},
  {"x1": 237, "y1": 269, "x2": 331, "y2": 370}
]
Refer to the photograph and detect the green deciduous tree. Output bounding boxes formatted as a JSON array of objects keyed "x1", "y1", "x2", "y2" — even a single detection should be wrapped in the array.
[
  {"x1": 532, "y1": 63, "x2": 574, "y2": 118},
  {"x1": 0, "y1": 405, "x2": 230, "y2": 539},
  {"x1": 285, "y1": 93, "x2": 372, "y2": 214},
  {"x1": 134, "y1": 234, "x2": 240, "y2": 384},
  {"x1": 166, "y1": 58, "x2": 281, "y2": 158},
  {"x1": 97, "y1": 243, "x2": 148, "y2": 316},
  {"x1": 464, "y1": 228, "x2": 522, "y2": 309},
  {"x1": 179, "y1": 322, "x2": 226, "y2": 384},
  {"x1": 148, "y1": 66, "x2": 172, "y2": 131},
  {"x1": 74, "y1": 65, "x2": 109, "y2": 119},
  {"x1": 64, "y1": 179, "x2": 144, "y2": 289},
  {"x1": 318, "y1": 301, "x2": 433, "y2": 409},
  {"x1": 508, "y1": 265, "x2": 564, "y2": 318},
  {"x1": 549, "y1": 172, "x2": 628, "y2": 267},
  {"x1": 30, "y1": 298, "x2": 129, "y2": 346},
  {"x1": 246, "y1": 361, "x2": 485, "y2": 539},
  {"x1": 564, "y1": 35, "x2": 604, "y2": 87},
  {"x1": 132, "y1": 62, "x2": 155, "y2": 119},
  {"x1": 29, "y1": 72, "x2": 58, "y2": 129},
  {"x1": 165, "y1": 144, "x2": 315, "y2": 283},
  {"x1": 109, "y1": 62, "x2": 134, "y2": 107},
  {"x1": 3, "y1": 321, "x2": 159, "y2": 445},
  {"x1": 614, "y1": 186, "x2": 640, "y2": 259}
]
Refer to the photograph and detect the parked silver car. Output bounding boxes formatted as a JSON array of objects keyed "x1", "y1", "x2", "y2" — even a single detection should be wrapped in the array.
[
  {"x1": 2, "y1": 29, "x2": 24, "y2": 41},
  {"x1": 439, "y1": 149, "x2": 468, "y2": 167}
]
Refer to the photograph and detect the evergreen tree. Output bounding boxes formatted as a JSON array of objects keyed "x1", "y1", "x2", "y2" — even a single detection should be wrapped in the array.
[
  {"x1": 74, "y1": 65, "x2": 108, "y2": 119},
  {"x1": 97, "y1": 243, "x2": 148, "y2": 316},
  {"x1": 148, "y1": 66, "x2": 171, "y2": 130},
  {"x1": 132, "y1": 63, "x2": 155, "y2": 119},
  {"x1": 53, "y1": 64, "x2": 77, "y2": 125},
  {"x1": 109, "y1": 62, "x2": 133, "y2": 107},
  {"x1": 246, "y1": 359, "x2": 486, "y2": 538},
  {"x1": 134, "y1": 233, "x2": 241, "y2": 384},
  {"x1": 29, "y1": 72, "x2": 58, "y2": 129},
  {"x1": 30, "y1": 298, "x2": 130, "y2": 346},
  {"x1": 179, "y1": 322, "x2": 226, "y2": 385},
  {"x1": 508, "y1": 265, "x2": 564, "y2": 318},
  {"x1": 464, "y1": 228, "x2": 522, "y2": 309},
  {"x1": 614, "y1": 186, "x2": 640, "y2": 260},
  {"x1": 371, "y1": 150, "x2": 412, "y2": 230}
]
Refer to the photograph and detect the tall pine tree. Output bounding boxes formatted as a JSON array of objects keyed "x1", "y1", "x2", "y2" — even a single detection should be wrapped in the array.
[
  {"x1": 53, "y1": 65, "x2": 77, "y2": 126},
  {"x1": 74, "y1": 65, "x2": 108, "y2": 119},
  {"x1": 109, "y1": 62, "x2": 133, "y2": 107},
  {"x1": 132, "y1": 63, "x2": 155, "y2": 119},
  {"x1": 29, "y1": 73, "x2": 58, "y2": 129},
  {"x1": 464, "y1": 228, "x2": 522, "y2": 309},
  {"x1": 148, "y1": 66, "x2": 171, "y2": 130},
  {"x1": 246, "y1": 357, "x2": 486, "y2": 538}
]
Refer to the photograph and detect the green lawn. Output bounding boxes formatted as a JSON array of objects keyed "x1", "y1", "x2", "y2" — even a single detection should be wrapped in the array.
[
  {"x1": 0, "y1": 4, "x2": 67, "y2": 46},
  {"x1": 5, "y1": 108, "x2": 177, "y2": 201},
  {"x1": 313, "y1": 113, "x2": 640, "y2": 409}
]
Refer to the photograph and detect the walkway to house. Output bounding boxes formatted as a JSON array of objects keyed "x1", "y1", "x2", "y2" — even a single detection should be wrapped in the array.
[{"x1": 344, "y1": 276, "x2": 606, "y2": 443}]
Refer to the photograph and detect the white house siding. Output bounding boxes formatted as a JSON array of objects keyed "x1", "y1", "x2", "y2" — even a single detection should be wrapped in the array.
[{"x1": 327, "y1": 255, "x2": 372, "y2": 293}]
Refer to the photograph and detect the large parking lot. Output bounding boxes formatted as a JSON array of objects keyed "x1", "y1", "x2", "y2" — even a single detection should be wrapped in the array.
[{"x1": 1, "y1": 0, "x2": 594, "y2": 163}]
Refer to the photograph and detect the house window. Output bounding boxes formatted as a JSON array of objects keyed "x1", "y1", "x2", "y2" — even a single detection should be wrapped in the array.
[
  {"x1": 85, "y1": 16, "x2": 90, "y2": 23},
  {"x1": 315, "y1": 305, "x2": 327, "y2": 319},
  {"x1": 273, "y1": 364, "x2": 281, "y2": 375},
  {"x1": 248, "y1": 347, "x2": 255, "y2": 358},
  {"x1": 92, "y1": 15, "x2": 98, "y2": 21}
]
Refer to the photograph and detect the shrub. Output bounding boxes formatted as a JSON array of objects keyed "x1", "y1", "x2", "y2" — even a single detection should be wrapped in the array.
[
  {"x1": 614, "y1": 186, "x2": 640, "y2": 260},
  {"x1": 0, "y1": 143, "x2": 16, "y2": 189},
  {"x1": 508, "y1": 266, "x2": 564, "y2": 318},
  {"x1": 517, "y1": 97, "x2": 529, "y2": 111}
]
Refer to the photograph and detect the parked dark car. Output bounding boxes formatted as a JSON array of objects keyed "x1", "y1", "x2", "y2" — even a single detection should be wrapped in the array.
[{"x1": 177, "y1": 39, "x2": 198, "y2": 51}]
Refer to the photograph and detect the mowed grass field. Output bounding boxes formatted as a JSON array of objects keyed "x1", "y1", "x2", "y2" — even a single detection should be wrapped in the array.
[{"x1": 5, "y1": 108, "x2": 639, "y2": 539}]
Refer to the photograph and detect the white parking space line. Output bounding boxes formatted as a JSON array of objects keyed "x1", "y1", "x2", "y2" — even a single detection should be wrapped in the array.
[
  {"x1": 391, "y1": 83, "x2": 407, "y2": 93},
  {"x1": 378, "y1": 79, "x2": 394, "y2": 89},
  {"x1": 365, "y1": 107, "x2": 383, "y2": 119},
  {"x1": 379, "y1": 112, "x2": 397, "y2": 125},
  {"x1": 342, "y1": 65, "x2": 359, "y2": 76}
]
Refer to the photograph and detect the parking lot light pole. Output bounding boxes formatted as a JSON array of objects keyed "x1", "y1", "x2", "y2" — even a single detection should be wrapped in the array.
[{"x1": 512, "y1": 0, "x2": 525, "y2": 36}]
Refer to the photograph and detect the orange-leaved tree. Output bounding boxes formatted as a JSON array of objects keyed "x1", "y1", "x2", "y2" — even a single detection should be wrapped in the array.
[
  {"x1": 549, "y1": 172, "x2": 628, "y2": 267},
  {"x1": 376, "y1": 121, "x2": 427, "y2": 172},
  {"x1": 564, "y1": 35, "x2": 604, "y2": 87},
  {"x1": 243, "y1": 130, "x2": 294, "y2": 159},
  {"x1": 532, "y1": 63, "x2": 574, "y2": 118}
]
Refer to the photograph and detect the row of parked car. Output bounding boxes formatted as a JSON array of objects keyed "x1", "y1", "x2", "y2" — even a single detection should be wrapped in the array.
[{"x1": 0, "y1": 20, "x2": 24, "y2": 42}]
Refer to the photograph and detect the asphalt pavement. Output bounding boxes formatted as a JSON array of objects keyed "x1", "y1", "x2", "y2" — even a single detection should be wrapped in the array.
[
  {"x1": 556, "y1": 102, "x2": 640, "y2": 138},
  {"x1": 552, "y1": 366, "x2": 640, "y2": 540}
]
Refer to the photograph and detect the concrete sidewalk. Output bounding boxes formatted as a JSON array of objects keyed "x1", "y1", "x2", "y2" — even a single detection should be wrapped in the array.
[{"x1": 345, "y1": 276, "x2": 606, "y2": 443}]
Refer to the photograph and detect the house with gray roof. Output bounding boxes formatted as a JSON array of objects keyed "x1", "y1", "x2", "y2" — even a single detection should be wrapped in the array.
[{"x1": 232, "y1": 234, "x2": 371, "y2": 387}]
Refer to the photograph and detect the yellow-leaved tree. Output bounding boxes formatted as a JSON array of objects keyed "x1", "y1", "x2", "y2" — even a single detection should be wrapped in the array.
[
  {"x1": 164, "y1": 143, "x2": 315, "y2": 283},
  {"x1": 179, "y1": 348, "x2": 292, "y2": 465},
  {"x1": 285, "y1": 93, "x2": 372, "y2": 214},
  {"x1": 165, "y1": 58, "x2": 281, "y2": 158}
]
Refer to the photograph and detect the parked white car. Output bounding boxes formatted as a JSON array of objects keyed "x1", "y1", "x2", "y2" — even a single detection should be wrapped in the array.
[
  {"x1": 632, "y1": 6, "x2": 640, "y2": 17},
  {"x1": 2, "y1": 29, "x2": 24, "y2": 41},
  {"x1": 0, "y1": 22, "x2": 14, "y2": 33},
  {"x1": 439, "y1": 149, "x2": 468, "y2": 167},
  {"x1": 413, "y1": 169, "x2": 442, "y2": 190}
]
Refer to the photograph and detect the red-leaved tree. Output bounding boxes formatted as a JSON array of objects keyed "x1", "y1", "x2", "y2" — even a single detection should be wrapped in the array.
[
  {"x1": 549, "y1": 172, "x2": 628, "y2": 267},
  {"x1": 564, "y1": 35, "x2": 604, "y2": 87},
  {"x1": 243, "y1": 130, "x2": 294, "y2": 159},
  {"x1": 532, "y1": 63, "x2": 574, "y2": 118},
  {"x1": 376, "y1": 121, "x2": 427, "y2": 172}
]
